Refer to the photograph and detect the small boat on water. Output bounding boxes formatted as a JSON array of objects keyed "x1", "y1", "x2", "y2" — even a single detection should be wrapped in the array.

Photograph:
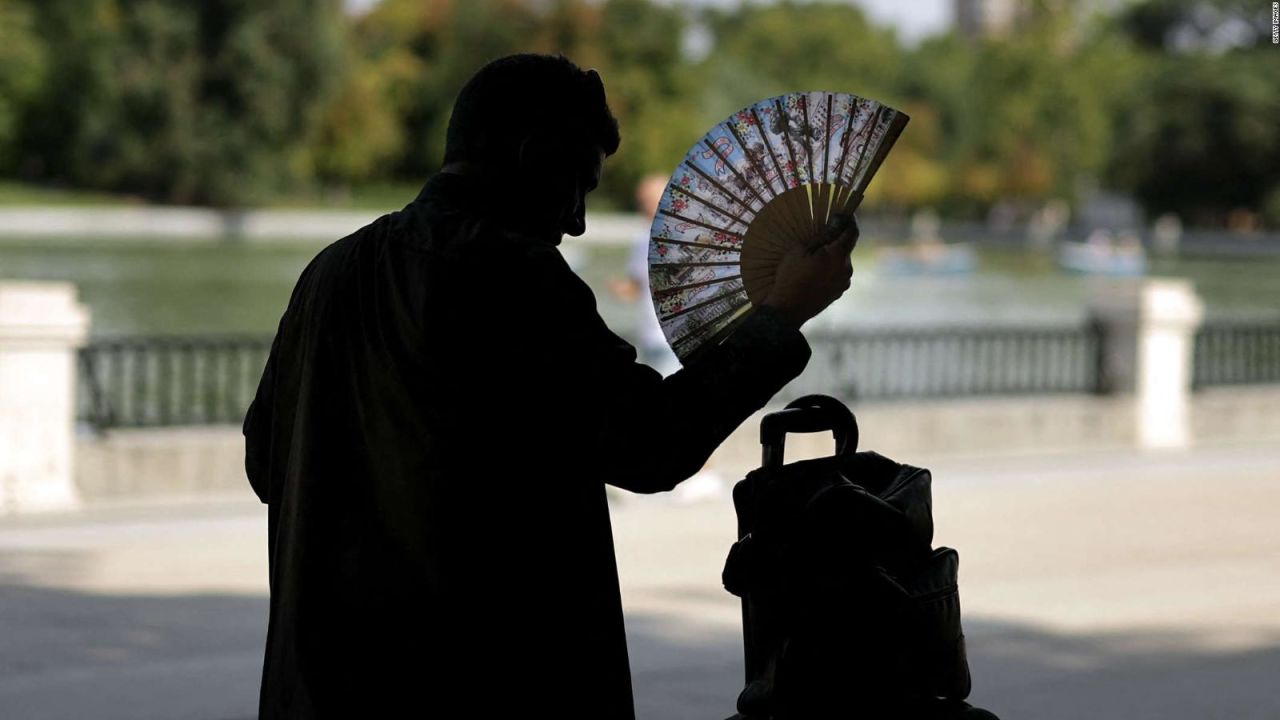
[
  {"x1": 1057, "y1": 230, "x2": 1147, "y2": 276},
  {"x1": 877, "y1": 241, "x2": 977, "y2": 276}
]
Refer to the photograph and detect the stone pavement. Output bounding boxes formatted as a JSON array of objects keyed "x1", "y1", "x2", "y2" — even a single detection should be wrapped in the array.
[{"x1": 1, "y1": 442, "x2": 1277, "y2": 719}]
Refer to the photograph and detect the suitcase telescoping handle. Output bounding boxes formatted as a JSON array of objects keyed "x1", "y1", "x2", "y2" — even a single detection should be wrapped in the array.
[{"x1": 760, "y1": 394, "x2": 858, "y2": 468}]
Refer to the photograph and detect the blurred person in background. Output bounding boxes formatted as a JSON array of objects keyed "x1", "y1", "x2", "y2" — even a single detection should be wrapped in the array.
[
  {"x1": 611, "y1": 173, "x2": 727, "y2": 503},
  {"x1": 244, "y1": 52, "x2": 857, "y2": 719},
  {"x1": 610, "y1": 173, "x2": 677, "y2": 376}
]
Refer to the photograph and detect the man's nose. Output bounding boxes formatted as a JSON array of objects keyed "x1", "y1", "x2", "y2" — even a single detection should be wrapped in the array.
[{"x1": 564, "y1": 197, "x2": 587, "y2": 237}]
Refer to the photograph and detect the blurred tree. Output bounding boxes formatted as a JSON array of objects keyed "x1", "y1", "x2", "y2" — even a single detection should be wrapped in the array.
[
  {"x1": 698, "y1": 1, "x2": 908, "y2": 212},
  {"x1": 594, "y1": 0, "x2": 699, "y2": 208},
  {"x1": 14, "y1": 0, "x2": 343, "y2": 206},
  {"x1": 702, "y1": 0, "x2": 901, "y2": 105},
  {"x1": 311, "y1": 43, "x2": 406, "y2": 185},
  {"x1": 344, "y1": 0, "x2": 696, "y2": 210},
  {"x1": 0, "y1": 0, "x2": 46, "y2": 174},
  {"x1": 1109, "y1": 50, "x2": 1280, "y2": 226},
  {"x1": 865, "y1": 101, "x2": 948, "y2": 211},
  {"x1": 1119, "y1": 0, "x2": 1272, "y2": 51},
  {"x1": 897, "y1": 2, "x2": 1139, "y2": 218},
  {"x1": 350, "y1": 0, "x2": 542, "y2": 181},
  {"x1": 0, "y1": 0, "x2": 1270, "y2": 224},
  {"x1": 190, "y1": 0, "x2": 345, "y2": 203},
  {"x1": 1109, "y1": 0, "x2": 1280, "y2": 226},
  {"x1": 11, "y1": 0, "x2": 118, "y2": 186}
]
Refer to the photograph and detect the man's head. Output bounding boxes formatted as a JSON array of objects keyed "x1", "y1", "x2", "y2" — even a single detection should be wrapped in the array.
[
  {"x1": 442, "y1": 54, "x2": 621, "y2": 245},
  {"x1": 635, "y1": 174, "x2": 668, "y2": 219}
]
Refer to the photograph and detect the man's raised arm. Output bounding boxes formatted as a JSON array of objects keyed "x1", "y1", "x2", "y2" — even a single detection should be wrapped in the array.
[{"x1": 510, "y1": 238, "x2": 852, "y2": 494}]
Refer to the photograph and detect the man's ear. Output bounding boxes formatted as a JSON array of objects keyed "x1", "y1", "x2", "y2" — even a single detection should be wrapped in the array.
[
  {"x1": 515, "y1": 132, "x2": 534, "y2": 174},
  {"x1": 517, "y1": 130, "x2": 583, "y2": 189},
  {"x1": 516, "y1": 130, "x2": 555, "y2": 176}
]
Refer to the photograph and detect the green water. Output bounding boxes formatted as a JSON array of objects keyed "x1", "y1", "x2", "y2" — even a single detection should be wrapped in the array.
[
  {"x1": 0, "y1": 239, "x2": 332, "y2": 336},
  {"x1": 1, "y1": 236, "x2": 1277, "y2": 340}
]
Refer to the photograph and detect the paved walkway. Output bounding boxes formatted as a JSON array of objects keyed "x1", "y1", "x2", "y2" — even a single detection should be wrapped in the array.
[{"x1": 1, "y1": 443, "x2": 1278, "y2": 719}]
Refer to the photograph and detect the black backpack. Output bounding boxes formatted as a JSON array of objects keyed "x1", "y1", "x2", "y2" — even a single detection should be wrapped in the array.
[{"x1": 722, "y1": 394, "x2": 996, "y2": 720}]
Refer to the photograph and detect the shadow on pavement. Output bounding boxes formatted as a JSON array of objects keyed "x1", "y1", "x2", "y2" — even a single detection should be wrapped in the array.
[
  {"x1": 1, "y1": 553, "x2": 1277, "y2": 720},
  {"x1": 0, "y1": 549, "x2": 267, "y2": 720},
  {"x1": 626, "y1": 607, "x2": 1280, "y2": 720}
]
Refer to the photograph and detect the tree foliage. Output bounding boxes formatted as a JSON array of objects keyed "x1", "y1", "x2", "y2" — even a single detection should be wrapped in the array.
[
  {"x1": 0, "y1": 0, "x2": 1272, "y2": 226},
  {"x1": 1108, "y1": 0, "x2": 1280, "y2": 226},
  {"x1": 10, "y1": 0, "x2": 343, "y2": 206},
  {"x1": 0, "y1": 0, "x2": 46, "y2": 174},
  {"x1": 1110, "y1": 50, "x2": 1280, "y2": 226}
]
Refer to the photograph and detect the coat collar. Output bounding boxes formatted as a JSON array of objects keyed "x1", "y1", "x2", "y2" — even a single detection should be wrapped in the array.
[
  {"x1": 413, "y1": 171, "x2": 564, "y2": 247},
  {"x1": 413, "y1": 171, "x2": 489, "y2": 214}
]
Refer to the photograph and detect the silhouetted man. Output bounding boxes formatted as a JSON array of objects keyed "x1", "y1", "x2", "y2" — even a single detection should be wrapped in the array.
[{"x1": 244, "y1": 53, "x2": 857, "y2": 719}]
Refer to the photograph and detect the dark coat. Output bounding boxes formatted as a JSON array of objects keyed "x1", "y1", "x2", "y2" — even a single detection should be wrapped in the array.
[{"x1": 243, "y1": 171, "x2": 811, "y2": 718}]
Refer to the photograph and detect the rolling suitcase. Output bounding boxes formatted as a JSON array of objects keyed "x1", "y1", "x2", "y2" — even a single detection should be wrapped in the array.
[{"x1": 722, "y1": 394, "x2": 996, "y2": 719}]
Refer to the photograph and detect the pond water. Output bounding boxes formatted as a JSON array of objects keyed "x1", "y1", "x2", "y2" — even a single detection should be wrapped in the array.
[{"x1": 1, "y1": 235, "x2": 1277, "y2": 341}]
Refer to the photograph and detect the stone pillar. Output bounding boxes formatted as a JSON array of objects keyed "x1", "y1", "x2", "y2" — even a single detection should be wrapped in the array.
[
  {"x1": 0, "y1": 282, "x2": 90, "y2": 514},
  {"x1": 1136, "y1": 279, "x2": 1204, "y2": 448},
  {"x1": 1091, "y1": 278, "x2": 1204, "y2": 449}
]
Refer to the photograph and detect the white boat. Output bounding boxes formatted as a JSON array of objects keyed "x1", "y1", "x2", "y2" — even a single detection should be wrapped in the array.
[
  {"x1": 1057, "y1": 231, "x2": 1147, "y2": 276},
  {"x1": 877, "y1": 241, "x2": 977, "y2": 276}
]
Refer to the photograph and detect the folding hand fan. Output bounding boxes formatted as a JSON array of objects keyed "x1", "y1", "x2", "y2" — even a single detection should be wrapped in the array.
[{"x1": 647, "y1": 91, "x2": 909, "y2": 365}]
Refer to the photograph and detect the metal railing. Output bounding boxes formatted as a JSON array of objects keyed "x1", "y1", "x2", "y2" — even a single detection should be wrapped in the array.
[
  {"x1": 783, "y1": 323, "x2": 1105, "y2": 402},
  {"x1": 75, "y1": 318, "x2": 1280, "y2": 429},
  {"x1": 78, "y1": 335, "x2": 273, "y2": 429},
  {"x1": 1194, "y1": 320, "x2": 1280, "y2": 388}
]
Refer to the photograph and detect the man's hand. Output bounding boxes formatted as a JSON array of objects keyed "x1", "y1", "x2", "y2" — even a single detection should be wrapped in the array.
[{"x1": 760, "y1": 213, "x2": 859, "y2": 330}]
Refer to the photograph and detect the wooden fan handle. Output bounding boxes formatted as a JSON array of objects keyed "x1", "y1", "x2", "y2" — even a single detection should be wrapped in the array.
[{"x1": 835, "y1": 189, "x2": 864, "y2": 217}]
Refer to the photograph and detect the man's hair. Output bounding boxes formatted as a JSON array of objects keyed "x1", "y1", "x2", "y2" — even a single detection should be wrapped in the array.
[{"x1": 443, "y1": 53, "x2": 621, "y2": 169}]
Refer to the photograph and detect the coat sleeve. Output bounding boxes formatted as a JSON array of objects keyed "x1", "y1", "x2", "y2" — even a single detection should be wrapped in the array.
[
  {"x1": 242, "y1": 332, "x2": 279, "y2": 505},
  {"x1": 515, "y1": 242, "x2": 811, "y2": 494},
  {"x1": 241, "y1": 251, "x2": 322, "y2": 506}
]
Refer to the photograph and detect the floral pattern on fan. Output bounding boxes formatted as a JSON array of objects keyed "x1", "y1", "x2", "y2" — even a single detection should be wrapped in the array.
[{"x1": 648, "y1": 91, "x2": 909, "y2": 365}]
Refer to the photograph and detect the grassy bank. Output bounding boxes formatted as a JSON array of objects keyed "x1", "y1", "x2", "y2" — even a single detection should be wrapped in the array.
[{"x1": 0, "y1": 180, "x2": 424, "y2": 212}]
